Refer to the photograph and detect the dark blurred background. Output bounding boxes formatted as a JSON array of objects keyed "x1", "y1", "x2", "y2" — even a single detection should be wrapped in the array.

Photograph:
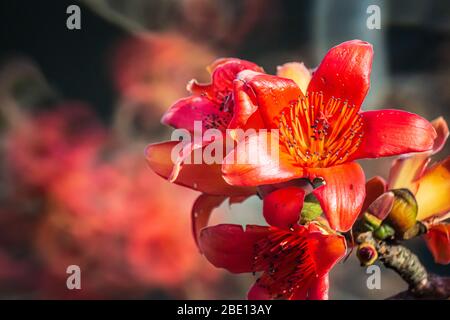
[{"x1": 0, "y1": 0, "x2": 448, "y2": 299}]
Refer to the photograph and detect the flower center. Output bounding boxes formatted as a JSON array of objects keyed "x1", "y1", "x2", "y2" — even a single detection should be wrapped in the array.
[
  {"x1": 202, "y1": 92, "x2": 234, "y2": 131},
  {"x1": 278, "y1": 92, "x2": 363, "y2": 167},
  {"x1": 203, "y1": 112, "x2": 232, "y2": 130},
  {"x1": 252, "y1": 228, "x2": 315, "y2": 299}
]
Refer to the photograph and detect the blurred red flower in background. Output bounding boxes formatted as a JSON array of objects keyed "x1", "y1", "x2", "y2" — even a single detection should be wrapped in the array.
[
  {"x1": 0, "y1": 100, "x2": 223, "y2": 298},
  {"x1": 112, "y1": 33, "x2": 215, "y2": 116},
  {"x1": 4, "y1": 103, "x2": 105, "y2": 191},
  {"x1": 35, "y1": 151, "x2": 221, "y2": 298}
]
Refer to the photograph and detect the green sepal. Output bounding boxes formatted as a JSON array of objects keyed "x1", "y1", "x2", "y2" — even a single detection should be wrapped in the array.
[
  {"x1": 300, "y1": 194, "x2": 322, "y2": 223},
  {"x1": 373, "y1": 223, "x2": 396, "y2": 240}
]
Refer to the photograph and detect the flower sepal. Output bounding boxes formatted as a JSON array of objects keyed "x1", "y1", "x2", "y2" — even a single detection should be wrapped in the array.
[{"x1": 300, "y1": 194, "x2": 323, "y2": 224}]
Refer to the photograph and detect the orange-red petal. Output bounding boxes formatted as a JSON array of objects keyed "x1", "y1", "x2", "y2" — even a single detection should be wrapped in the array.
[
  {"x1": 222, "y1": 132, "x2": 304, "y2": 186},
  {"x1": 199, "y1": 224, "x2": 271, "y2": 273},
  {"x1": 423, "y1": 223, "x2": 450, "y2": 265},
  {"x1": 308, "y1": 226, "x2": 347, "y2": 275},
  {"x1": 235, "y1": 70, "x2": 303, "y2": 128},
  {"x1": 263, "y1": 187, "x2": 305, "y2": 229},
  {"x1": 192, "y1": 194, "x2": 227, "y2": 249},
  {"x1": 311, "y1": 162, "x2": 366, "y2": 232},
  {"x1": 228, "y1": 78, "x2": 266, "y2": 137},
  {"x1": 387, "y1": 117, "x2": 448, "y2": 192},
  {"x1": 307, "y1": 40, "x2": 373, "y2": 109},
  {"x1": 306, "y1": 275, "x2": 330, "y2": 300},
  {"x1": 430, "y1": 116, "x2": 449, "y2": 154},
  {"x1": 145, "y1": 141, "x2": 255, "y2": 196},
  {"x1": 351, "y1": 110, "x2": 436, "y2": 160}
]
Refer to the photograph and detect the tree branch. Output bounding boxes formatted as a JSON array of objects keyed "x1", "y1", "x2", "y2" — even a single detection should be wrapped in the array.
[{"x1": 356, "y1": 231, "x2": 450, "y2": 299}]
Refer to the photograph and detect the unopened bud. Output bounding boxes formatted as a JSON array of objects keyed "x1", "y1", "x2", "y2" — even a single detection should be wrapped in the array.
[
  {"x1": 357, "y1": 243, "x2": 378, "y2": 266},
  {"x1": 386, "y1": 189, "x2": 418, "y2": 239}
]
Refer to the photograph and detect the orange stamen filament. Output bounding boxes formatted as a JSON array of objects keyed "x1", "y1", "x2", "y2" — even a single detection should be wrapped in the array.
[{"x1": 278, "y1": 92, "x2": 363, "y2": 167}]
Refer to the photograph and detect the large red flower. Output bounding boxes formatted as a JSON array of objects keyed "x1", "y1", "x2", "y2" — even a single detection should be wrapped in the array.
[
  {"x1": 199, "y1": 187, "x2": 346, "y2": 300},
  {"x1": 222, "y1": 40, "x2": 436, "y2": 232}
]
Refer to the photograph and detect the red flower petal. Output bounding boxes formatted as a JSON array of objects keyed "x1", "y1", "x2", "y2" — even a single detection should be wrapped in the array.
[
  {"x1": 245, "y1": 224, "x2": 345, "y2": 300},
  {"x1": 307, "y1": 274, "x2": 329, "y2": 300},
  {"x1": 235, "y1": 70, "x2": 303, "y2": 128},
  {"x1": 191, "y1": 194, "x2": 227, "y2": 249},
  {"x1": 145, "y1": 141, "x2": 255, "y2": 196},
  {"x1": 308, "y1": 226, "x2": 347, "y2": 275},
  {"x1": 222, "y1": 132, "x2": 305, "y2": 186},
  {"x1": 166, "y1": 140, "x2": 203, "y2": 183},
  {"x1": 199, "y1": 224, "x2": 271, "y2": 273},
  {"x1": 362, "y1": 176, "x2": 387, "y2": 214},
  {"x1": 161, "y1": 96, "x2": 231, "y2": 132},
  {"x1": 227, "y1": 78, "x2": 266, "y2": 137},
  {"x1": 423, "y1": 223, "x2": 450, "y2": 265},
  {"x1": 290, "y1": 226, "x2": 345, "y2": 300},
  {"x1": 189, "y1": 58, "x2": 263, "y2": 101},
  {"x1": 311, "y1": 162, "x2": 366, "y2": 232},
  {"x1": 387, "y1": 117, "x2": 448, "y2": 193},
  {"x1": 430, "y1": 116, "x2": 449, "y2": 154},
  {"x1": 307, "y1": 40, "x2": 373, "y2": 109},
  {"x1": 351, "y1": 110, "x2": 436, "y2": 160},
  {"x1": 247, "y1": 282, "x2": 272, "y2": 300},
  {"x1": 207, "y1": 58, "x2": 262, "y2": 74},
  {"x1": 263, "y1": 187, "x2": 305, "y2": 229}
]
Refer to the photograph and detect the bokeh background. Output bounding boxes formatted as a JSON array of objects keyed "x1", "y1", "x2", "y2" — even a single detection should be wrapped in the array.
[{"x1": 0, "y1": 0, "x2": 448, "y2": 299}]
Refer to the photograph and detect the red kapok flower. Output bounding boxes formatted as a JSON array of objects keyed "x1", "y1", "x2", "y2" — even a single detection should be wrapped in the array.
[
  {"x1": 162, "y1": 57, "x2": 264, "y2": 133},
  {"x1": 199, "y1": 187, "x2": 346, "y2": 300},
  {"x1": 223, "y1": 40, "x2": 437, "y2": 231},
  {"x1": 146, "y1": 58, "x2": 263, "y2": 193},
  {"x1": 365, "y1": 117, "x2": 449, "y2": 264}
]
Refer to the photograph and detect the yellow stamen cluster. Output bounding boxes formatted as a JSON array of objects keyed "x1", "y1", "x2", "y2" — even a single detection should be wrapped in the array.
[{"x1": 278, "y1": 92, "x2": 363, "y2": 167}]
